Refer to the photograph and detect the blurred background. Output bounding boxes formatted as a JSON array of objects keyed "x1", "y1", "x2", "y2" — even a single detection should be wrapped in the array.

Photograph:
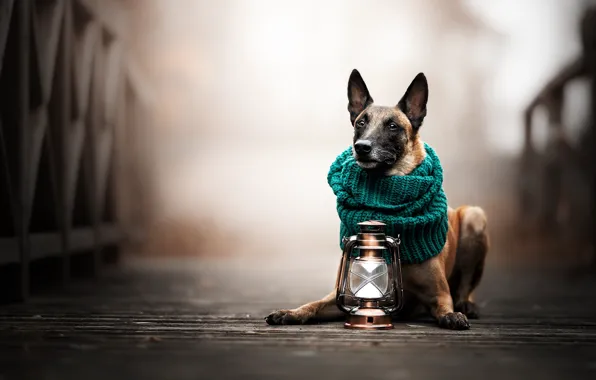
[
  {"x1": 3, "y1": 2, "x2": 596, "y2": 378},
  {"x1": 1, "y1": 0, "x2": 596, "y2": 303},
  {"x1": 131, "y1": 0, "x2": 596, "y2": 269}
]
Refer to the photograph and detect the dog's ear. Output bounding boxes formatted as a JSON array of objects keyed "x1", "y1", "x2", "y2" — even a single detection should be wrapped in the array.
[
  {"x1": 397, "y1": 73, "x2": 428, "y2": 131},
  {"x1": 347, "y1": 69, "x2": 373, "y2": 125}
]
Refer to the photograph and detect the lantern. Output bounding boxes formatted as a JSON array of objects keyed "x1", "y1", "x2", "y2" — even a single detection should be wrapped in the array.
[{"x1": 335, "y1": 220, "x2": 404, "y2": 329}]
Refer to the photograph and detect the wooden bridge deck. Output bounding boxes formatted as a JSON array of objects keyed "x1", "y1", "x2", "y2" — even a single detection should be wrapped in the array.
[{"x1": 1, "y1": 255, "x2": 596, "y2": 380}]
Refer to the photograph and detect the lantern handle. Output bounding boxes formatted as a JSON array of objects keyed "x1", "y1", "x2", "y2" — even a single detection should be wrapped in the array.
[
  {"x1": 385, "y1": 235, "x2": 405, "y2": 314},
  {"x1": 335, "y1": 235, "x2": 358, "y2": 314}
]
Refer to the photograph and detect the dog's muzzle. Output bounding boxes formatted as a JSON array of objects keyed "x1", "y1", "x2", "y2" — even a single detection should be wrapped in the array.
[{"x1": 354, "y1": 141, "x2": 397, "y2": 168}]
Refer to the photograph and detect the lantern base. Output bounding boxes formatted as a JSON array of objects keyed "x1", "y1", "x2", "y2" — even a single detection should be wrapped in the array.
[{"x1": 344, "y1": 311, "x2": 393, "y2": 330}]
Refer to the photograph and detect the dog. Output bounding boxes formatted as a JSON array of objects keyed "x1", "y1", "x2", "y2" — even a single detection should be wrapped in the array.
[{"x1": 265, "y1": 69, "x2": 489, "y2": 330}]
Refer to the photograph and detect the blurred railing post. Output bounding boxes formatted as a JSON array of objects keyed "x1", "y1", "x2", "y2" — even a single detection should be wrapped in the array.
[
  {"x1": 519, "y1": 6, "x2": 596, "y2": 266},
  {"x1": 0, "y1": 0, "x2": 154, "y2": 304}
]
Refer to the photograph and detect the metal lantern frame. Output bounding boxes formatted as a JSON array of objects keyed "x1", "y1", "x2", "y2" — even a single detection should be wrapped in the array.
[{"x1": 335, "y1": 221, "x2": 405, "y2": 329}]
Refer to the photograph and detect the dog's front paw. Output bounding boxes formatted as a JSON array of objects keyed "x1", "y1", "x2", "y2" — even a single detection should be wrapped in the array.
[
  {"x1": 455, "y1": 301, "x2": 479, "y2": 319},
  {"x1": 438, "y1": 312, "x2": 470, "y2": 330},
  {"x1": 265, "y1": 309, "x2": 310, "y2": 325}
]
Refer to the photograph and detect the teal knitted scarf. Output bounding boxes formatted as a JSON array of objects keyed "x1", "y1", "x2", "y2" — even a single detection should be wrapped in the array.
[{"x1": 327, "y1": 143, "x2": 449, "y2": 265}]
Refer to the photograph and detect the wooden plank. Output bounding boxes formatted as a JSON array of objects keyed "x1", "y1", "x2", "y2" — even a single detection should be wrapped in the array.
[
  {"x1": 0, "y1": 237, "x2": 18, "y2": 265},
  {"x1": 26, "y1": 224, "x2": 122, "y2": 261},
  {"x1": 16, "y1": 0, "x2": 31, "y2": 302},
  {"x1": 76, "y1": 0, "x2": 126, "y2": 39},
  {"x1": 125, "y1": 58, "x2": 155, "y2": 106},
  {"x1": 57, "y1": 0, "x2": 73, "y2": 284},
  {"x1": 0, "y1": 341, "x2": 593, "y2": 380},
  {"x1": 112, "y1": 78, "x2": 126, "y2": 225},
  {"x1": 87, "y1": 33, "x2": 103, "y2": 275},
  {"x1": 1, "y1": 224, "x2": 123, "y2": 264},
  {"x1": 0, "y1": 0, "x2": 14, "y2": 74},
  {"x1": 31, "y1": 0, "x2": 65, "y2": 101},
  {"x1": 95, "y1": 127, "x2": 113, "y2": 219},
  {"x1": 24, "y1": 107, "x2": 48, "y2": 229},
  {"x1": 28, "y1": 230, "x2": 62, "y2": 259},
  {"x1": 103, "y1": 41, "x2": 123, "y2": 124},
  {"x1": 1, "y1": 313, "x2": 595, "y2": 347},
  {"x1": 73, "y1": 21, "x2": 98, "y2": 118},
  {"x1": 0, "y1": 262, "x2": 595, "y2": 379},
  {"x1": 65, "y1": 120, "x2": 85, "y2": 219},
  {"x1": 69, "y1": 223, "x2": 122, "y2": 252},
  {"x1": 0, "y1": 118, "x2": 16, "y2": 241},
  {"x1": 97, "y1": 223, "x2": 122, "y2": 247}
]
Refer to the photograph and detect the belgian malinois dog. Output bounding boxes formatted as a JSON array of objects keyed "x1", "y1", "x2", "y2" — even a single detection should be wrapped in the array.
[{"x1": 265, "y1": 70, "x2": 489, "y2": 330}]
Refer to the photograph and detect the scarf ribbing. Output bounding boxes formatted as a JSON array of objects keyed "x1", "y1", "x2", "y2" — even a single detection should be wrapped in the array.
[{"x1": 327, "y1": 143, "x2": 449, "y2": 264}]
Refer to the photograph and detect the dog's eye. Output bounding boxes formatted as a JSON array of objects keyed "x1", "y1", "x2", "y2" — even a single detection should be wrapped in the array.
[
  {"x1": 356, "y1": 119, "x2": 365, "y2": 128},
  {"x1": 389, "y1": 122, "x2": 398, "y2": 131}
]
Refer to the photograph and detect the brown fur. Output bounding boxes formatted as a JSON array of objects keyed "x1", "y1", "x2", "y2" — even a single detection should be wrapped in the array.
[{"x1": 265, "y1": 70, "x2": 489, "y2": 330}]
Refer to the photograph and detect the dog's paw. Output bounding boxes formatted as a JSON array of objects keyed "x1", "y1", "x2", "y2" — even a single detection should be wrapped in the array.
[
  {"x1": 455, "y1": 301, "x2": 479, "y2": 319},
  {"x1": 265, "y1": 309, "x2": 309, "y2": 325},
  {"x1": 438, "y1": 312, "x2": 470, "y2": 330}
]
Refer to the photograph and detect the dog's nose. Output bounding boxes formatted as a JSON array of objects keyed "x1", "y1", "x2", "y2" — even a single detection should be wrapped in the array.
[{"x1": 354, "y1": 140, "x2": 372, "y2": 155}]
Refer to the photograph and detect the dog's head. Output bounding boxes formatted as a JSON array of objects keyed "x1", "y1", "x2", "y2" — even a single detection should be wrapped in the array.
[{"x1": 347, "y1": 69, "x2": 428, "y2": 175}]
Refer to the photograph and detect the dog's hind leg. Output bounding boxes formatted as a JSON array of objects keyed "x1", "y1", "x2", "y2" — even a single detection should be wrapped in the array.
[
  {"x1": 265, "y1": 290, "x2": 345, "y2": 325},
  {"x1": 449, "y1": 206, "x2": 489, "y2": 319}
]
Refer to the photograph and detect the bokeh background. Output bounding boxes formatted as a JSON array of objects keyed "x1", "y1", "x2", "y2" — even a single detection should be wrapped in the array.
[
  {"x1": 2, "y1": 2, "x2": 596, "y2": 377},
  {"x1": 4, "y1": 0, "x2": 591, "y2": 300},
  {"x1": 121, "y1": 0, "x2": 596, "y2": 272}
]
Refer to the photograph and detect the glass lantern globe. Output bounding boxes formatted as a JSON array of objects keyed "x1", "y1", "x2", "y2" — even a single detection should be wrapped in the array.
[{"x1": 335, "y1": 220, "x2": 404, "y2": 329}]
